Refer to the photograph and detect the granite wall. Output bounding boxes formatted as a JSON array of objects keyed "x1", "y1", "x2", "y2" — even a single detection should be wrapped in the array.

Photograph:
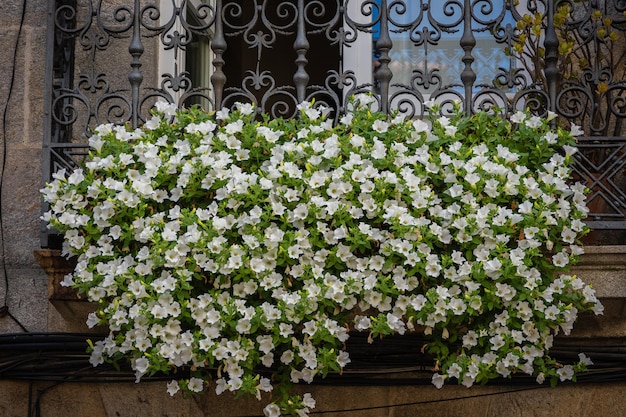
[{"x1": 0, "y1": 1, "x2": 625, "y2": 417}]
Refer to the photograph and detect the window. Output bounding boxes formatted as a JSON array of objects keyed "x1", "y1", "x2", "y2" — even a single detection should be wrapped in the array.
[
  {"x1": 158, "y1": 0, "x2": 214, "y2": 110},
  {"x1": 42, "y1": 0, "x2": 626, "y2": 248},
  {"x1": 359, "y1": 0, "x2": 524, "y2": 114},
  {"x1": 153, "y1": 1, "x2": 528, "y2": 117}
]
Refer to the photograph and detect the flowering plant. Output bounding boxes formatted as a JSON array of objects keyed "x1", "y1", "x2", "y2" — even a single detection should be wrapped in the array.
[{"x1": 42, "y1": 94, "x2": 602, "y2": 416}]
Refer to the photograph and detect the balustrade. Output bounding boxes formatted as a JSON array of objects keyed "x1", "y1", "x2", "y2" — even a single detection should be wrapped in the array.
[{"x1": 42, "y1": 0, "x2": 626, "y2": 246}]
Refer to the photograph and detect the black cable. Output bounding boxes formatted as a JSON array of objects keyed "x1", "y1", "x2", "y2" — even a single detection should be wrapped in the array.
[
  {"x1": 1, "y1": 333, "x2": 626, "y2": 384},
  {"x1": 28, "y1": 381, "x2": 60, "y2": 417},
  {"x1": 0, "y1": 0, "x2": 29, "y2": 332},
  {"x1": 27, "y1": 381, "x2": 34, "y2": 417},
  {"x1": 233, "y1": 380, "x2": 626, "y2": 417},
  {"x1": 0, "y1": 333, "x2": 624, "y2": 417}
]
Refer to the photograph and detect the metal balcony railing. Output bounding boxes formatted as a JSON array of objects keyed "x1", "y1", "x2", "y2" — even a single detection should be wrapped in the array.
[{"x1": 42, "y1": 0, "x2": 626, "y2": 246}]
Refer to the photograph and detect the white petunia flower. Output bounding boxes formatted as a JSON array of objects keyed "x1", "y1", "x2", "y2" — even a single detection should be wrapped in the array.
[
  {"x1": 264, "y1": 404, "x2": 281, "y2": 417},
  {"x1": 236, "y1": 102, "x2": 255, "y2": 115},
  {"x1": 557, "y1": 365, "x2": 574, "y2": 381},
  {"x1": 372, "y1": 119, "x2": 389, "y2": 133},
  {"x1": 431, "y1": 373, "x2": 446, "y2": 388},
  {"x1": 525, "y1": 115, "x2": 542, "y2": 128},
  {"x1": 510, "y1": 111, "x2": 526, "y2": 124},
  {"x1": 167, "y1": 380, "x2": 180, "y2": 396},
  {"x1": 412, "y1": 119, "x2": 430, "y2": 133},
  {"x1": 154, "y1": 99, "x2": 177, "y2": 117},
  {"x1": 552, "y1": 251, "x2": 570, "y2": 267},
  {"x1": 570, "y1": 124, "x2": 584, "y2": 136}
]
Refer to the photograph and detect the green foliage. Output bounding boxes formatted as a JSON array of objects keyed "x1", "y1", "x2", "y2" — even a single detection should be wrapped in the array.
[{"x1": 42, "y1": 95, "x2": 601, "y2": 416}]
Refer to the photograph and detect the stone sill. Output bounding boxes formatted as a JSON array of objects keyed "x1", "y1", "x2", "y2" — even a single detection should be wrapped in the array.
[
  {"x1": 34, "y1": 246, "x2": 626, "y2": 337},
  {"x1": 35, "y1": 245, "x2": 626, "y2": 301},
  {"x1": 570, "y1": 245, "x2": 626, "y2": 298},
  {"x1": 34, "y1": 249, "x2": 81, "y2": 302}
]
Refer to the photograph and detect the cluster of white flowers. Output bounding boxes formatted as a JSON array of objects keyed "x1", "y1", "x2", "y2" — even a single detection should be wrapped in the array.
[{"x1": 42, "y1": 95, "x2": 602, "y2": 416}]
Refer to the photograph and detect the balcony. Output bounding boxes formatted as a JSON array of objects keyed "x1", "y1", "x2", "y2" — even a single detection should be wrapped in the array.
[
  {"x1": 21, "y1": 3, "x2": 626, "y2": 414},
  {"x1": 38, "y1": 0, "x2": 626, "y2": 323},
  {"x1": 42, "y1": 0, "x2": 626, "y2": 249}
]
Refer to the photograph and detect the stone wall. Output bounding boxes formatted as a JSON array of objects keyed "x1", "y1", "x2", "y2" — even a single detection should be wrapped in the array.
[
  {"x1": 0, "y1": 0, "x2": 49, "y2": 334},
  {"x1": 0, "y1": 1, "x2": 625, "y2": 416},
  {"x1": 5, "y1": 379, "x2": 626, "y2": 417}
]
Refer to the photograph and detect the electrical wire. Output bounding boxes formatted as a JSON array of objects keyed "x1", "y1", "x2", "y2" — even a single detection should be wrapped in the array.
[
  {"x1": 28, "y1": 381, "x2": 62, "y2": 417},
  {"x1": 231, "y1": 386, "x2": 555, "y2": 417},
  {"x1": 1, "y1": 333, "x2": 625, "y2": 383},
  {"x1": 1, "y1": 332, "x2": 625, "y2": 415},
  {"x1": 0, "y1": 0, "x2": 29, "y2": 332}
]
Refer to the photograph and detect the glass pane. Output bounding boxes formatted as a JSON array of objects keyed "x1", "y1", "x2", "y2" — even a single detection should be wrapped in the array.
[{"x1": 370, "y1": 1, "x2": 517, "y2": 97}]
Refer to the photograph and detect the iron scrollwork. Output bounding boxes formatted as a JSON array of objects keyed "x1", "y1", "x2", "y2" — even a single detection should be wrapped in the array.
[
  {"x1": 218, "y1": 0, "x2": 343, "y2": 119},
  {"x1": 554, "y1": 0, "x2": 626, "y2": 136},
  {"x1": 43, "y1": 0, "x2": 626, "y2": 247}
]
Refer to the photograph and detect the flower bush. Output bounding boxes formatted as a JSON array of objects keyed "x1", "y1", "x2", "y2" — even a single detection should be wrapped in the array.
[{"x1": 42, "y1": 95, "x2": 603, "y2": 416}]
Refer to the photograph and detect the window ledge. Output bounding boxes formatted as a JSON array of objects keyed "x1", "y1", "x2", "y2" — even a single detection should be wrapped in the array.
[
  {"x1": 34, "y1": 249, "x2": 82, "y2": 302},
  {"x1": 35, "y1": 246, "x2": 626, "y2": 301},
  {"x1": 571, "y1": 245, "x2": 626, "y2": 298},
  {"x1": 34, "y1": 246, "x2": 626, "y2": 336}
]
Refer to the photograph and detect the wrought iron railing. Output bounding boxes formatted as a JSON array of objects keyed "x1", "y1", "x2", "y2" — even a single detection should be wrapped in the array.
[{"x1": 42, "y1": 0, "x2": 626, "y2": 246}]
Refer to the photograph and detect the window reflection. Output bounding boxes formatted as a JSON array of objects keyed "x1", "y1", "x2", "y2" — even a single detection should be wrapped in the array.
[{"x1": 370, "y1": 1, "x2": 517, "y2": 96}]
